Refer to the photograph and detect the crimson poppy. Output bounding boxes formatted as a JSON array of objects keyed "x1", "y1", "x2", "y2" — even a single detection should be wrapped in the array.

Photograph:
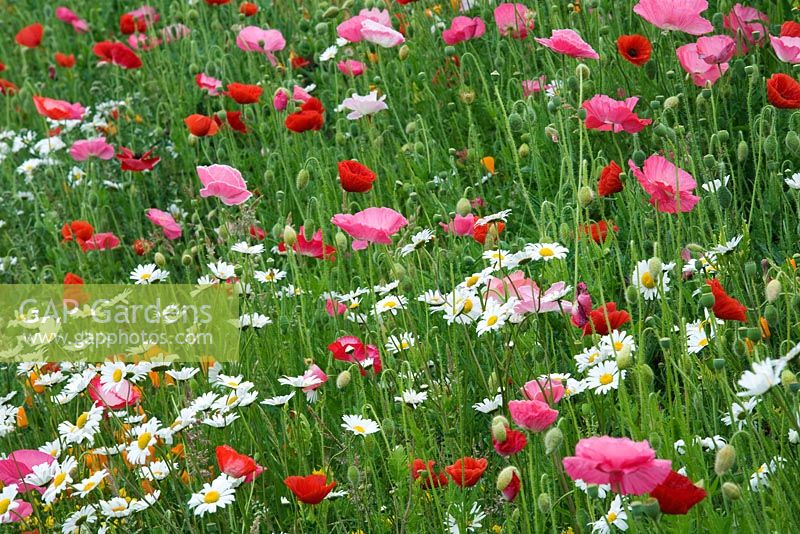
[
  {"x1": 0, "y1": 62, "x2": 4, "y2": 72},
  {"x1": 472, "y1": 221, "x2": 505, "y2": 244},
  {"x1": 240, "y1": 2, "x2": 258, "y2": 16},
  {"x1": 493, "y1": 427, "x2": 527, "y2": 457},
  {"x1": 285, "y1": 97, "x2": 325, "y2": 132},
  {"x1": 225, "y1": 111, "x2": 247, "y2": 133},
  {"x1": 284, "y1": 474, "x2": 336, "y2": 504},
  {"x1": 184, "y1": 114, "x2": 219, "y2": 137},
  {"x1": 581, "y1": 220, "x2": 618, "y2": 243},
  {"x1": 249, "y1": 225, "x2": 266, "y2": 240},
  {"x1": 63, "y1": 272, "x2": 84, "y2": 285},
  {"x1": 133, "y1": 238, "x2": 153, "y2": 256},
  {"x1": 216, "y1": 445, "x2": 263, "y2": 483},
  {"x1": 338, "y1": 160, "x2": 376, "y2": 193},
  {"x1": 54, "y1": 52, "x2": 76, "y2": 68},
  {"x1": 61, "y1": 220, "x2": 94, "y2": 244},
  {"x1": 116, "y1": 147, "x2": 160, "y2": 172},
  {"x1": 227, "y1": 83, "x2": 262, "y2": 104},
  {"x1": 445, "y1": 457, "x2": 487, "y2": 487},
  {"x1": 0, "y1": 79, "x2": 19, "y2": 95},
  {"x1": 767, "y1": 73, "x2": 800, "y2": 109},
  {"x1": 650, "y1": 470, "x2": 707, "y2": 514},
  {"x1": 93, "y1": 41, "x2": 142, "y2": 69},
  {"x1": 617, "y1": 34, "x2": 652, "y2": 66},
  {"x1": 410, "y1": 459, "x2": 449, "y2": 488},
  {"x1": 582, "y1": 302, "x2": 630, "y2": 336},
  {"x1": 598, "y1": 160, "x2": 623, "y2": 197},
  {"x1": 205, "y1": 0, "x2": 232, "y2": 4},
  {"x1": 119, "y1": 14, "x2": 147, "y2": 35},
  {"x1": 291, "y1": 55, "x2": 312, "y2": 70},
  {"x1": 707, "y1": 279, "x2": 748, "y2": 322},
  {"x1": 781, "y1": 21, "x2": 800, "y2": 38},
  {"x1": 16, "y1": 23, "x2": 43, "y2": 48}
]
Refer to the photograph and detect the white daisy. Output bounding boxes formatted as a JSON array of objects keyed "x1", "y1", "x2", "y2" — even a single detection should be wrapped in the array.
[
  {"x1": 527, "y1": 242, "x2": 569, "y2": 261},
  {"x1": 231, "y1": 242, "x2": 264, "y2": 255},
  {"x1": 394, "y1": 389, "x2": 428, "y2": 409},
  {"x1": 590, "y1": 495, "x2": 628, "y2": 533},
  {"x1": 208, "y1": 261, "x2": 236, "y2": 280},
  {"x1": 126, "y1": 419, "x2": 161, "y2": 465},
  {"x1": 341, "y1": 414, "x2": 380, "y2": 436},
  {"x1": 260, "y1": 392, "x2": 296, "y2": 406},
  {"x1": 586, "y1": 361, "x2": 625, "y2": 395},
  {"x1": 472, "y1": 392, "x2": 503, "y2": 413},
  {"x1": 72, "y1": 469, "x2": 108, "y2": 498},
  {"x1": 784, "y1": 172, "x2": 800, "y2": 189},
  {"x1": 61, "y1": 505, "x2": 97, "y2": 533},
  {"x1": 374, "y1": 295, "x2": 407, "y2": 316},
  {"x1": 254, "y1": 269, "x2": 286, "y2": 283},
  {"x1": 709, "y1": 235, "x2": 743, "y2": 256},
  {"x1": 188, "y1": 474, "x2": 239, "y2": 516},
  {"x1": 631, "y1": 260, "x2": 669, "y2": 300},
  {"x1": 574, "y1": 346, "x2": 605, "y2": 372},
  {"x1": 385, "y1": 332, "x2": 416, "y2": 354},
  {"x1": 165, "y1": 367, "x2": 200, "y2": 381},
  {"x1": 130, "y1": 264, "x2": 169, "y2": 284},
  {"x1": 737, "y1": 358, "x2": 787, "y2": 397},
  {"x1": 399, "y1": 229, "x2": 435, "y2": 256}
]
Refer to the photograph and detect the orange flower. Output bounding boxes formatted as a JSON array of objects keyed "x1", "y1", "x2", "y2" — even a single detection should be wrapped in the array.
[
  {"x1": 481, "y1": 156, "x2": 495, "y2": 174},
  {"x1": 16, "y1": 406, "x2": 28, "y2": 428},
  {"x1": 184, "y1": 114, "x2": 219, "y2": 137}
]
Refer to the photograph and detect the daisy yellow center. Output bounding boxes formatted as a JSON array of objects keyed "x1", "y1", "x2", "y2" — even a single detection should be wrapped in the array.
[
  {"x1": 53, "y1": 472, "x2": 67, "y2": 487},
  {"x1": 225, "y1": 380, "x2": 239, "y2": 388},
  {"x1": 226, "y1": 395, "x2": 238, "y2": 406},
  {"x1": 349, "y1": 302, "x2": 360, "y2": 309},
  {"x1": 83, "y1": 481, "x2": 96, "y2": 491},
  {"x1": 462, "y1": 299, "x2": 473, "y2": 313},
  {"x1": 640, "y1": 271, "x2": 655, "y2": 289},
  {"x1": 112, "y1": 368, "x2": 123, "y2": 382},
  {"x1": 204, "y1": 490, "x2": 220, "y2": 504},
  {"x1": 613, "y1": 341, "x2": 624, "y2": 351},
  {"x1": 466, "y1": 275, "x2": 480, "y2": 287},
  {"x1": 0, "y1": 498, "x2": 10, "y2": 515},
  {"x1": 588, "y1": 353, "x2": 597, "y2": 363},
  {"x1": 76, "y1": 412, "x2": 89, "y2": 429},
  {"x1": 136, "y1": 432, "x2": 152, "y2": 450},
  {"x1": 111, "y1": 504, "x2": 127, "y2": 512},
  {"x1": 139, "y1": 273, "x2": 152, "y2": 280},
  {"x1": 607, "y1": 512, "x2": 617, "y2": 523},
  {"x1": 353, "y1": 425, "x2": 366, "y2": 433},
  {"x1": 265, "y1": 273, "x2": 275, "y2": 280},
  {"x1": 539, "y1": 247, "x2": 554, "y2": 257},
  {"x1": 487, "y1": 315, "x2": 498, "y2": 326},
  {"x1": 699, "y1": 338, "x2": 709, "y2": 347},
  {"x1": 599, "y1": 373, "x2": 614, "y2": 386},
  {"x1": 384, "y1": 301, "x2": 397, "y2": 308},
  {"x1": 400, "y1": 340, "x2": 410, "y2": 349}
]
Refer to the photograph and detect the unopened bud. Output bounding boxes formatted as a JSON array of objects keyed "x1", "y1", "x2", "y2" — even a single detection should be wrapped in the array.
[
  {"x1": 663, "y1": 95, "x2": 680, "y2": 109},
  {"x1": 283, "y1": 226, "x2": 297, "y2": 247},
  {"x1": 714, "y1": 444, "x2": 736, "y2": 476},
  {"x1": 781, "y1": 369, "x2": 797, "y2": 389},
  {"x1": 459, "y1": 89, "x2": 476, "y2": 105},
  {"x1": 722, "y1": 481, "x2": 742, "y2": 500},
  {"x1": 625, "y1": 284, "x2": 640, "y2": 304},
  {"x1": 456, "y1": 197, "x2": 472, "y2": 216},
  {"x1": 335, "y1": 231, "x2": 348, "y2": 250},
  {"x1": 766, "y1": 279, "x2": 781, "y2": 302},
  {"x1": 647, "y1": 257, "x2": 663, "y2": 278},
  {"x1": 518, "y1": 143, "x2": 530, "y2": 159},
  {"x1": 544, "y1": 427, "x2": 563, "y2": 454},
  {"x1": 398, "y1": 45, "x2": 409, "y2": 60},
  {"x1": 578, "y1": 186, "x2": 594, "y2": 207},
  {"x1": 699, "y1": 293, "x2": 715, "y2": 309},
  {"x1": 616, "y1": 345, "x2": 633, "y2": 369},
  {"x1": 154, "y1": 252, "x2": 166, "y2": 267},
  {"x1": 496, "y1": 466, "x2": 518, "y2": 491},
  {"x1": 737, "y1": 140, "x2": 749, "y2": 163},
  {"x1": 537, "y1": 492, "x2": 551, "y2": 514},
  {"x1": 181, "y1": 253, "x2": 193, "y2": 266},
  {"x1": 336, "y1": 370, "x2": 351, "y2": 389},
  {"x1": 296, "y1": 168, "x2": 310, "y2": 190},
  {"x1": 347, "y1": 465, "x2": 360, "y2": 485},
  {"x1": 575, "y1": 63, "x2": 590, "y2": 80}
]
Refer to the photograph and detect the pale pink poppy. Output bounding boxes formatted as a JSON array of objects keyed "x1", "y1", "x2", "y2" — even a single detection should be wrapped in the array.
[
  {"x1": 522, "y1": 76, "x2": 551, "y2": 97},
  {"x1": 326, "y1": 298, "x2": 347, "y2": 316},
  {"x1": 723, "y1": 3, "x2": 768, "y2": 53},
  {"x1": 331, "y1": 207, "x2": 408, "y2": 250},
  {"x1": 633, "y1": 0, "x2": 713, "y2": 35},
  {"x1": 676, "y1": 43, "x2": 729, "y2": 86},
  {"x1": 508, "y1": 399, "x2": 558, "y2": 431},
  {"x1": 273, "y1": 88, "x2": 289, "y2": 111},
  {"x1": 487, "y1": 272, "x2": 572, "y2": 315},
  {"x1": 337, "y1": 16, "x2": 368, "y2": 43},
  {"x1": 236, "y1": 26, "x2": 286, "y2": 65},
  {"x1": 361, "y1": 19, "x2": 405, "y2": 48},
  {"x1": 196, "y1": 73, "x2": 223, "y2": 96},
  {"x1": 440, "y1": 213, "x2": 476, "y2": 236},
  {"x1": 146, "y1": 208, "x2": 182, "y2": 240},
  {"x1": 0, "y1": 449, "x2": 56, "y2": 493},
  {"x1": 522, "y1": 378, "x2": 565, "y2": 404},
  {"x1": 442, "y1": 16, "x2": 486, "y2": 45},
  {"x1": 161, "y1": 23, "x2": 191, "y2": 43},
  {"x1": 340, "y1": 91, "x2": 388, "y2": 120},
  {"x1": 695, "y1": 35, "x2": 736, "y2": 64},
  {"x1": 562, "y1": 436, "x2": 672, "y2": 495},
  {"x1": 197, "y1": 164, "x2": 253, "y2": 206},
  {"x1": 571, "y1": 282, "x2": 592, "y2": 328},
  {"x1": 337, "y1": 59, "x2": 366, "y2": 76},
  {"x1": 32, "y1": 96, "x2": 85, "y2": 121},
  {"x1": 128, "y1": 34, "x2": 162, "y2": 51},
  {"x1": 581, "y1": 95, "x2": 652, "y2": 134},
  {"x1": 82, "y1": 232, "x2": 121, "y2": 251},
  {"x1": 359, "y1": 7, "x2": 393, "y2": 28},
  {"x1": 494, "y1": 3, "x2": 533, "y2": 39},
  {"x1": 628, "y1": 155, "x2": 699, "y2": 213},
  {"x1": 535, "y1": 29, "x2": 599, "y2": 59},
  {"x1": 770, "y1": 35, "x2": 800, "y2": 64},
  {"x1": 69, "y1": 137, "x2": 115, "y2": 161},
  {"x1": 88, "y1": 375, "x2": 141, "y2": 410},
  {"x1": 292, "y1": 85, "x2": 312, "y2": 103},
  {"x1": 55, "y1": 7, "x2": 90, "y2": 33},
  {"x1": 127, "y1": 5, "x2": 159, "y2": 24},
  {"x1": 302, "y1": 364, "x2": 328, "y2": 401}
]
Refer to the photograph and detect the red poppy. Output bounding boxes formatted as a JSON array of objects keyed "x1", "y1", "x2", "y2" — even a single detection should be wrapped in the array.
[
  {"x1": 54, "y1": 52, "x2": 76, "y2": 68},
  {"x1": 0, "y1": 79, "x2": 19, "y2": 95},
  {"x1": 133, "y1": 238, "x2": 153, "y2": 256},
  {"x1": 61, "y1": 220, "x2": 94, "y2": 244},
  {"x1": 63, "y1": 272, "x2": 88, "y2": 307},
  {"x1": 649, "y1": 470, "x2": 707, "y2": 515},
  {"x1": 63, "y1": 272, "x2": 84, "y2": 285},
  {"x1": 116, "y1": 147, "x2": 160, "y2": 172},
  {"x1": 781, "y1": 21, "x2": 800, "y2": 38},
  {"x1": 216, "y1": 445, "x2": 264, "y2": 483},
  {"x1": 205, "y1": 0, "x2": 232, "y2": 4},
  {"x1": 581, "y1": 220, "x2": 618, "y2": 244},
  {"x1": 16, "y1": 24, "x2": 44, "y2": 48},
  {"x1": 249, "y1": 225, "x2": 266, "y2": 240},
  {"x1": 283, "y1": 474, "x2": 336, "y2": 504},
  {"x1": 410, "y1": 459, "x2": 448, "y2": 488},
  {"x1": 598, "y1": 161, "x2": 623, "y2": 197},
  {"x1": 493, "y1": 427, "x2": 527, "y2": 457},
  {"x1": 338, "y1": 160, "x2": 376, "y2": 193},
  {"x1": 472, "y1": 221, "x2": 505, "y2": 244},
  {"x1": 119, "y1": 14, "x2": 147, "y2": 35},
  {"x1": 226, "y1": 111, "x2": 247, "y2": 133},
  {"x1": 766, "y1": 73, "x2": 800, "y2": 109},
  {"x1": 93, "y1": 41, "x2": 142, "y2": 69},
  {"x1": 240, "y1": 2, "x2": 258, "y2": 16},
  {"x1": 184, "y1": 114, "x2": 219, "y2": 137},
  {"x1": 227, "y1": 83, "x2": 262, "y2": 104},
  {"x1": 706, "y1": 279, "x2": 747, "y2": 322},
  {"x1": 616, "y1": 34, "x2": 652, "y2": 66},
  {"x1": 582, "y1": 302, "x2": 631, "y2": 336},
  {"x1": 445, "y1": 457, "x2": 487, "y2": 487},
  {"x1": 0, "y1": 62, "x2": 4, "y2": 72},
  {"x1": 285, "y1": 97, "x2": 325, "y2": 133},
  {"x1": 396, "y1": 0, "x2": 418, "y2": 4},
  {"x1": 291, "y1": 55, "x2": 312, "y2": 70}
]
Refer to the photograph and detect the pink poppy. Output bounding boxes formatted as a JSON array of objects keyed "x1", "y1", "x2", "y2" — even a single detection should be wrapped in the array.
[
  {"x1": 127, "y1": 5, "x2": 159, "y2": 25},
  {"x1": 522, "y1": 378, "x2": 565, "y2": 404},
  {"x1": 0, "y1": 450, "x2": 56, "y2": 494},
  {"x1": 676, "y1": 43, "x2": 729, "y2": 86},
  {"x1": 562, "y1": 436, "x2": 672, "y2": 495},
  {"x1": 302, "y1": 364, "x2": 328, "y2": 400},
  {"x1": 340, "y1": 91, "x2": 388, "y2": 120},
  {"x1": 236, "y1": 26, "x2": 286, "y2": 65},
  {"x1": 327, "y1": 335, "x2": 382, "y2": 375},
  {"x1": 628, "y1": 155, "x2": 699, "y2": 213},
  {"x1": 278, "y1": 226, "x2": 336, "y2": 260},
  {"x1": 770, "y1": 35, "x2": 800, "y2": 64},
  {"x1": 292, "y1": 85, "x2": 312, "y2": 103},
  {"x1": 535, "y1": 29, "x2": 599, "y2": 59},
  {"x1": 440, "y1": 213, "x2": 476, "y2": 236},
  {"x1": 494, "y1": 3, "x2": 533, "y2": 39},
  {"x1": 55, "y1": 7, "x2": 89, "y2": 33},
  {"x1": 723, "y1": 3, "x2": 768, "y2": 53},
  {"x1": 633, "y1": 0, "x2": 713, "y2": 35},
  {"x1": 442, "y1": 16, "x2": 486, "y2": 45},
  {"x1": 69, "y1": 137, "x2": 115, "y2": 161},
  {"x1": 486, "y1": 272, "x2": 572, "y2": 315},
  {"x1": 128, "y1": 33, "x2": 162, "y2": 51},
  {"x1": 82, "y1": 232, "x2": 121, "y2": 251},
  {"x1": 581, "y1": 95, "x2": 652, "y2": 134},
  {"x1": 88, "y1": 375, "x2": 141, "y2": 410},
  {"x1": 361, "y1": 19, "x2": 405, "y2": 48},
  {"x1": 146, "y1": 208, "x2": 182, "y2": 240},
  {"x1": 32, "y1": 96, "x2": 85, "y2": 121},
  {"x1": 337, "y1": 8, "x2": 393, "y2": 43},
  {"x1": 695, "y1": 35, "x2": 736, "y2": 64},
  {"x1": 570, "y1": 282, "x2": 592, "y2": 328},
  {"x1": 325, "y1": 298, "x2": 347, "y2": 316},
  {"x1": 522, "y1": 76, "x2": 551, "y2": 97},
  {"x1": 331, "y1": 207, "x2": 408, "y2": 250},
  {"x1": 337, "y1": 59, "x2": 366, "y2": 77},
  {"x1": 162, "y1": 23, "x2": 191, "y2": 44},
  {"x1": 197, "y1": 164, "x2": 253, "y2": 206},
  {"x1": 273, "y1": 88, "x2": 289, "y2": 111},
  {"x1": 508, "y1": 399, "x2": 558, "y2": 432},
  {"x1": 196, "y1": 73, "x2": 222, "y2": 95}
]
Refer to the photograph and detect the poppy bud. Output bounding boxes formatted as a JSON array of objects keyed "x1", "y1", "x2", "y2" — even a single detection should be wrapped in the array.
[
  {"x1": 575, "y1": 63, "x2": 590, "y2": 80},
  {"x1": 714, "y1": 444, "x2": 736, "y2": 476},
  {"x1": 653, "y1": 123, "x2": 670, "y2": 137},
  {"x1": 398, "y1": 45, "x2": 409, "y2": 60},
  {"x1": 336, "y1": 370, "x2": 351, "y2": 389},
  {"x1": 647, "y1": 256, "x2": 663, "y2": 278},
  {"x1": 649, "y1": 100, "x2": 661, "y2": 110},
  {"x1": 743, "y1": 261, "x2": 757, "y2": 277},
  {"x1": 766, "y1": 279, "x2": 781, "y2": 302},
  {"x1": 632, "y1": 150, "x2": 646, "y2": 166},
  {"x1": 154, "y1": 252, "x2": 166, "y2": 267},
  {"x1": 544, "y1": 427, "x2": 563, "y2": 454},
  {"x1": 283, "y1": 226, "x2": 297, "y2": 247},
  {"x1": 335, "y1": 231, "x2": 348, "y2": 250},
  {"x1": 323, "y1": 6, "x2": 339, "y2": 18},
  {"x1": 456, "y1": 197, "x2": 472, "y2": 216},
  {"x1": 577, "y1": 186, "x2": 594, "y2": 207},
  {"x1": 737, "y1": 140, "x2": 749, "y2": 162},
  {"x1": 764, "y1": 135, "x2": 778, "y2": 158},
  {"x1": 544, "y1": 125, "x2": 559, "y2": 143},
  {"x1": 663, "y1": 95, "x2": 680, "y2": 109},
  {"x1": 746, "y1": 327, "x2": 761, "y2": 342},
  {"x1": 636, "y1": 363, "x2": 654, "y2": 385},
  {"x1": 585, "y1": 484, "x2": 600, "y2": 499},
  {"x1": 658, "y1": 337, "x2": 672, "y2": 350},
  {"x1": 722, "y1": 482, "x2": 742, "y2": 500},
  {"x1": 781, "y1": 369, "x2": 798, "y2": 391},
  {"x1": 496, "y1": 466, "x2": 517, "y2": 491},
  {"x1": 764, "y1": 304, "x2": 778, "y2": 327},
  {"x1": 347, "y1": 465, "x2": 360, "y2": 486},
  {"x1": 181, "y1": 253, "x2": 193, "y2": 266},
  {"x1": 699, "y1": 293, "x2": 715, "y2": 309},
  {"x1": 296, "y1": 168, "x2": 310, "y2": 190},
  {"x1": 716, "y1": 185, "x2": 732, "y2": 209},
  {"x1": 625, "y1": 284, "x2": 639, "y2": 304},
  {"x1": 518, "y1": 143, "x2": 530, "y2": 159},
  {"x1": 537, "y1": 492, "x2": 551, "y2": 514},
  {"x1": 703, "y1": 154, "x2": 716, "y2": 169}
]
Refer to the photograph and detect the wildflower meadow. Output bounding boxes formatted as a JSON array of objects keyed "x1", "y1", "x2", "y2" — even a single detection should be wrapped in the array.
[{"x1": 2, "y1": 0, "x2": 800, "y2": 532}]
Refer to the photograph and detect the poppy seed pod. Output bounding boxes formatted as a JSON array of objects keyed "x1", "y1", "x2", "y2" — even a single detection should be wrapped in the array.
[
  {"x1": 456, "y1": 197, "x2": 472, "y2": 216},
  {"x1": 181, "y1": 253, "x2": 193, "y2": 266},
  {"x1": 714, "y1": 444, "x2": 736, "y2": 476},
  {"x1": 663, "y1": 95, "x2": 680, "y2": 109},
  {"x1": 737, "y1": 140, "x2": 749, "y2": 162}
]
